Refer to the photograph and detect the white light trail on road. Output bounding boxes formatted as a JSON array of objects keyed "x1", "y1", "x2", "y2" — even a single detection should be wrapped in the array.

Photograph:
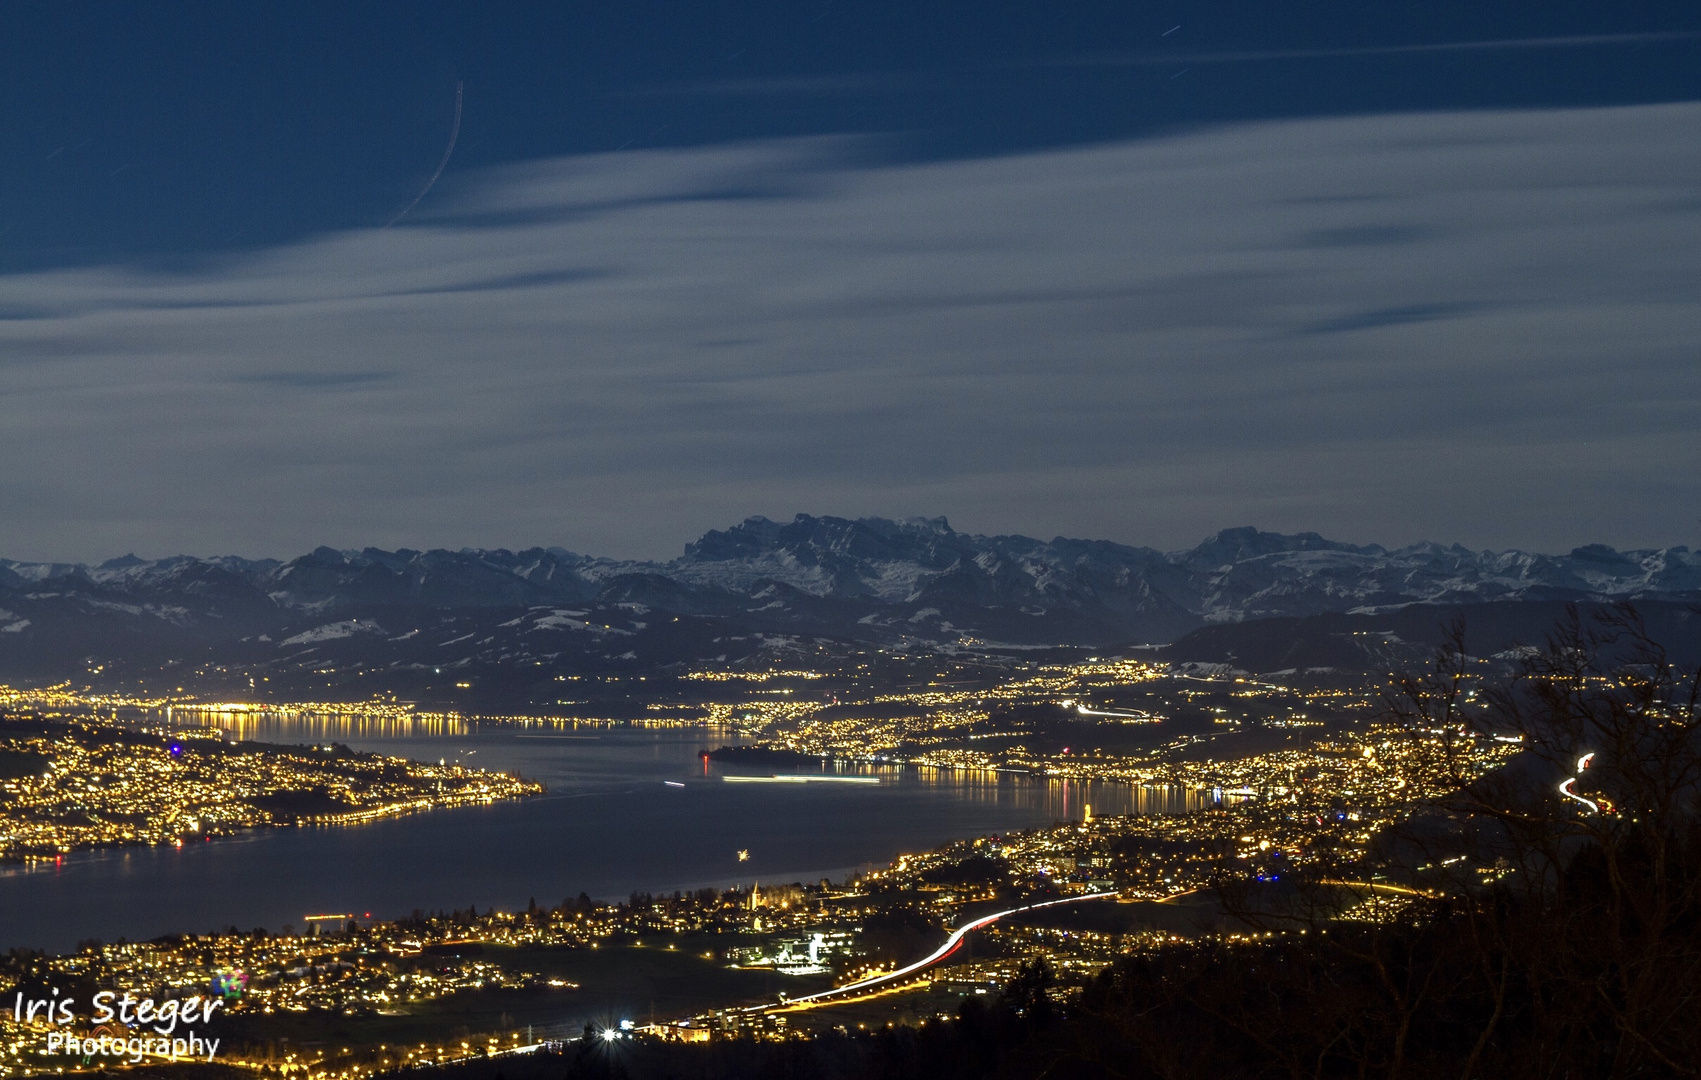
[
  {"x1": 1074, "y1": 705, "x2": 1157, "y2": 721},
  {"x1": 1558, "y1": 751, "x2": 1599, "y2": 813},
  {"x1": 757, "y1": 890, "x2": 1118, "y2": 1011}
]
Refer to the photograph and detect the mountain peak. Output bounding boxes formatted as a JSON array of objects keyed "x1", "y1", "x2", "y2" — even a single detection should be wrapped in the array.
[
  {"x1": 1178, "y1": 527, "x2": 1369, "y2": 568},
  {"x1": 891, "y1": 515, "x2": 953, "y2": 535}
]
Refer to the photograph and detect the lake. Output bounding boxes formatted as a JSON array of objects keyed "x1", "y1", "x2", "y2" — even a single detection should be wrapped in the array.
[{"x1": 0, "y1": 715, "x2": 1200, "y2": 952}]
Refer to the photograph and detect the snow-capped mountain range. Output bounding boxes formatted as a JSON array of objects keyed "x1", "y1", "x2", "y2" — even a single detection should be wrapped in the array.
[
  {"x1": 6, "y1": 516, "x2": 1697, "y2": 624},
  {"x1": 0, "y1": 515, "x2": 1696, "y2": 701}
]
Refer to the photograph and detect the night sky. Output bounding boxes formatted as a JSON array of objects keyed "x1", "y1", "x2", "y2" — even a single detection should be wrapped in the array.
[{"x1": 3, "y1": 2, "x2": 1699, "y2": 561}]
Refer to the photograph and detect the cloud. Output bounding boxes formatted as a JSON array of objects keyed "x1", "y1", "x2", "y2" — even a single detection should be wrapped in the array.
[
  {"x1": 1042, "y1": 31, "x2": 1701, "y2": 70},
  {"x1": 1293, "y1": 224, "x2": 1431, "y2": 248},
  {"x1": 236, "y1": 372, "x2": 395, "y2": 389},
  {"x1": 1301, "y1": 302, "x2": 1481, "y2": 335},
  {"x1": 0, "y1": 103, "x2": 1698, "y2": 561}
]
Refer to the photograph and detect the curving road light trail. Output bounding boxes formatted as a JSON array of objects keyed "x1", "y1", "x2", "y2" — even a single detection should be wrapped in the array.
[
  {"x1": 1558, "y1": 751, "x2": 1599, "y2": 813},
  {"x1": 1060, "y1": 698, "x2": 1157, "y2": 721},
  {"x1": 755, "y1": 891, "x2": 1119, "y2": 1012},
  {"x1": 1073, "y1": 705, "x2": 1157, "y2": 721}
]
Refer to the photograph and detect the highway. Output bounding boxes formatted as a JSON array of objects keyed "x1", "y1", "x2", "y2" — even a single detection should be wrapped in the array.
[
  {"x1": 1558, "y1": 751, "x2": 1600, "y2": 813},
  {"x1": 753, "y1": 890, "x2": 1120, "y2": 1012}
]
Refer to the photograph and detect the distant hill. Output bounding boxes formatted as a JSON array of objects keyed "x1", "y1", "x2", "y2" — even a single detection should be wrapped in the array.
[
  {"x1": 1, "y1": 516, "x2": 1696, "y2": 702},
  {"x1": 1159, "y1": 600, "x2": 1701, "y2": 674}
]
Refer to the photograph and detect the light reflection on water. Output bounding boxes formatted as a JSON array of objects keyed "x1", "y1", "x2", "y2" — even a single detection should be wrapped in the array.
[
  {"x1": 0, "y1": 711, "x2": 1207, "y2": 952},
  {"x1": 895, "y1": 765, "x2": 1205, "y2": 818},
  {"x1": 133, "y1": 706, "x2": 1208, "y2": 819},
  {"x1": 128, "y1": 705, "x2": 476, "y2": 742}
]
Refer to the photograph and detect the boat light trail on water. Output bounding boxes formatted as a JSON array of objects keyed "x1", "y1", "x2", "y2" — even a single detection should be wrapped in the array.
[
  {"x1": 722, "y1": 775, "x2": 881, "y2": 784},
  {"x1": 757, "y1": 890, "x2": 1118, "y2": 1012}
]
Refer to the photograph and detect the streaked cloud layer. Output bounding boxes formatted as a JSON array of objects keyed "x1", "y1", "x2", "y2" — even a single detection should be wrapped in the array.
[{"x1": 3, "y1": 103, "x2": 1698, "y2": 561}]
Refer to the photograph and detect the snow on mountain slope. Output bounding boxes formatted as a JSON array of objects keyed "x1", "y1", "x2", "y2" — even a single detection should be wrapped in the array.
[{"x1": 1, "y1": 518, "x2": 1696, "y2": 663}]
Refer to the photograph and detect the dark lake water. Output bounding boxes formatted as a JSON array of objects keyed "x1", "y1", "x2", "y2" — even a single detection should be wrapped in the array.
[{"x1": 0, "y1": 715, "x2": 1200, "y2": 952}]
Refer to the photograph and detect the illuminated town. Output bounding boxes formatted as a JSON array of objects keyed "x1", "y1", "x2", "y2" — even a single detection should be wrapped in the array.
[
  {"x1": 0, "y1": 699, "x2": 542, "y2": 863},
  {"x1": 0, "y1": 647, "x2": 1526, "y2": 1077}
]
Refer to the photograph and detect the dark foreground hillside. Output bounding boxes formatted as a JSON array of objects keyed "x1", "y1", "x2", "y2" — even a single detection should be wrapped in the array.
[{"x1": 384, "y1": 884, "x2": 1701, "y2": 1080}]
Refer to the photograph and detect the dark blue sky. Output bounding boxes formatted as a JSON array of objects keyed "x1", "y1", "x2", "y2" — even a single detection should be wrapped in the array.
[
  {"x1": 6, "y1": 2, "x2": 1698, "y2": 268},
  {"x1": 2, "y1": 3, "x2": 1700, "y2": 561}
]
